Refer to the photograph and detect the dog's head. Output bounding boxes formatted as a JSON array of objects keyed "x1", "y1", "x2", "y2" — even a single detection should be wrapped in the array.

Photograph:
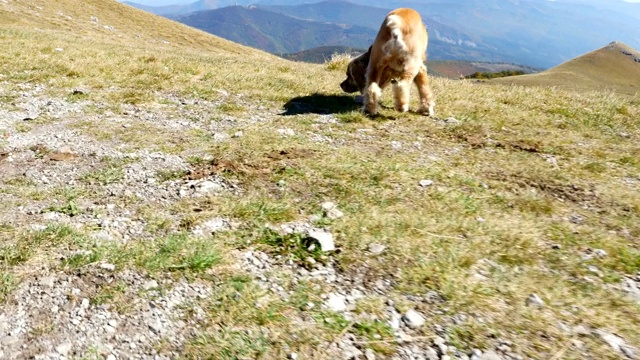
[{"x1": 340, "y1": 47, "x2": 371, "y2": 94}]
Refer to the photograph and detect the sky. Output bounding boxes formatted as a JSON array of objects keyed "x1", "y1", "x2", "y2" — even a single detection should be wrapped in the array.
[{"x1": 123, "y1": 0, "x2": 640, "y2": 5}]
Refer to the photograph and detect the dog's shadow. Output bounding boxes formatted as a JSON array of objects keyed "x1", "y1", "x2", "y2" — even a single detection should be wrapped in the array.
[
  {"x1": 281, "y1": 93, "x2": 400, "y2": 121},
  {"x1": 281, "y1": 93, "x2": 361, "y2": 116}
]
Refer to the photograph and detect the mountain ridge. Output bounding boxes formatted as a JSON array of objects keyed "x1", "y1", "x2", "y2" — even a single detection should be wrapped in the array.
[{"x1": 122, "y1": 0, "x2": 640, "y2": 68}]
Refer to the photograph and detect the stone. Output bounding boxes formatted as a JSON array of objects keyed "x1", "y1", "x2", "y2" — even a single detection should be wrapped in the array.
[
  {"x1": 479, "y1": 350, "x2": 503, "y2": 360},
  {"x1": 425, "y1": 347, "x2": 439, "y2": 360},
  {"x1": 595, "y1": 330, "x2": 628, "y2": 354},
  {"x1": 525, "y1": 293, "x2": 545, "y2": 307},
  {"x1": 143, "y1": 280, "x2": 159, "y2": 290},
  {"x1": 277, "y1": 128, "x2": 295, "y2": 136},
  {"x1": 324, "y1": 293, "x2": 347, "y2": 312},
  {"x1": 100, "y1": 263, "x2": 116, "y2": 271},
  {"x1": 40, "y1": 276, "x2": 56, "y2": 288},
  {"x1": 444, "y1": 117, "x2": 461, "y2": 125},
  {"x1": 0, "y1": 336, "x2": 20, "y2": 347},
  {"x1": 594, "y1": 249, "x2": 608, "y2": 258},
  {"x1": 419, "y1": 179, "x2": 434, "y2": 187},
  {"x1": 322, "y1": 201, "x2": 344, "y2": 219},
  {"x1": 194, "y1": 180, "x2": 224, "y2": 194},
  {"x1": 402, "y1": 310, "x2": 426, "y2": 329},
  {"x1": 365, "y1": 348, "x2": 376, "y2": 360},
  {"x1": 56, "y1": 341, "x2": 73, "y2": 355},
  {"x1": 433, "y1": 336, "x2": 446, "y2": 346},
  {"x1": 81, "y1": 298, "x2": 90, "y2": 309},
  {"x1": 368, "y1": 243, "x2": 386, "y2": 255},
  {"x1": 307, "y1": 229, "x2": 335, "y2": 252},
  {"x1": 389, "y1": 313, "x2": 401, "y2": 330}
]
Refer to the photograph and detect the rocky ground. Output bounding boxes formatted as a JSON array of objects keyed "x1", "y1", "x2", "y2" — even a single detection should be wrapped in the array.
[{"x1": 1, "y1": 81, "x2": 638, "y2": 360}]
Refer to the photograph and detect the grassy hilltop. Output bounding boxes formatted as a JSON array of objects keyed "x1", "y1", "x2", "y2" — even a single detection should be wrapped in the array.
[{"x1": 1, "y1": 0, "x2": 639, "y2": 359}]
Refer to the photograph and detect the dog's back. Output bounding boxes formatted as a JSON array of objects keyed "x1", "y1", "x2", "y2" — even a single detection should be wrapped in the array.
[
  {"x1": 375, "y1": 8, "x2": 427, "y2": 70},
  {"x1": 348, "y1": 7, "x2": 434, "y2": 116}
]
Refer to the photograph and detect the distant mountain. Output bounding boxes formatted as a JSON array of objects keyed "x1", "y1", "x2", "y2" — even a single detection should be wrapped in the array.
[
  {"x1": 171, "y1": 3, "x2": 511, "y2": 64},
  {"x1": 123, "y1": 0, "x2": 245, "y2": 16},
  {"x1": 257, "y1": 0, "x2": 640, "y2": 68},
  {"x1": 173, "y1": 6, "x2": 377, "y2": 54},
  {"x1": 258, "y1": 1, "x2": 502, "y2": 62},
  {"x1": 491, "y1": 41, "x2": 640, "y2": 95},
  {"x1": 281, "y1": 45, "x2": 540, "y2": 79},
  {"x1": 122, "y1": 0, "x2": 640, "y2": 68}
]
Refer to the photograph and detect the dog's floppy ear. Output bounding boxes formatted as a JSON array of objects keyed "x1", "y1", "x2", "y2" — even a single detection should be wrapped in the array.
[{"x1": 353, "y1": 46, "x2": 372, "y2": 93}]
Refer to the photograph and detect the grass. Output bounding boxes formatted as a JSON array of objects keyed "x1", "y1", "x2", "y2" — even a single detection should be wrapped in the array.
[{"x1": 0, "y1": 0, "x2": 639, "y2": 359}]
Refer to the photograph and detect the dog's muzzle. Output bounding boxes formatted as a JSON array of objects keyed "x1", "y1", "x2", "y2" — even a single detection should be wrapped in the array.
[{"x1": 340, "y1": 79, "x2": 358, "y2": 93}]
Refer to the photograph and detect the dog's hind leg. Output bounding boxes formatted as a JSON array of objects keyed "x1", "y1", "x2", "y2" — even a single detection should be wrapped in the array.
[{"x1": 414, "y1": 65, "x2": 435, "y2": 116}]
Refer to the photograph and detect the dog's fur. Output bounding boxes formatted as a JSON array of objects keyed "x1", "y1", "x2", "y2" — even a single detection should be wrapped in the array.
[{"x1": 340, "y1": 8, "x2": 434, "y2": 116}]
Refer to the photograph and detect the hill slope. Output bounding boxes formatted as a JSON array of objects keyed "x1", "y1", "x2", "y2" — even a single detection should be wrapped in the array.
[
  {"x1": 491, "y1": 41, "x2": 640, "y2": 95},
  {"x1": 1, "y1": 1, "x2": 640, "y2": 360}
]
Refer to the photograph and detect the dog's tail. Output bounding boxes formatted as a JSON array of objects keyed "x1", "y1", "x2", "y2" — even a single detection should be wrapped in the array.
[{"x1": 383, "y1": 14, "x2": 409, "y2": 55}]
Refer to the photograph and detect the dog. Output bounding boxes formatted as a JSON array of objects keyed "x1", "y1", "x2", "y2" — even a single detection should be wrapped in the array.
[{"x1": 340, "y1": 8, "x2": 434, "y2": 116}]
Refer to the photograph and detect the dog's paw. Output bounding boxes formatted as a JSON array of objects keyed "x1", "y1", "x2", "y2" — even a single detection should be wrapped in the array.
[{"x1": 418, "y1": 103, "x2": 435, "y2": 117}]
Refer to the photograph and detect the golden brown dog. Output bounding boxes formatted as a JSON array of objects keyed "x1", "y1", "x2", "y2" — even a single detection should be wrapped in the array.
[{"x1": 340, "y1": 8, "x2": 434, "y2": 116}]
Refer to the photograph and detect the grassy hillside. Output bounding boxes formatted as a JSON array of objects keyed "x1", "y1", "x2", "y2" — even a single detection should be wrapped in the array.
[
  {"x1": 491, "y1": 41, "x2": 640, "y2": 95},
  {"x1": 1, "y1": 1, "x2": 640, "y2": 359}
]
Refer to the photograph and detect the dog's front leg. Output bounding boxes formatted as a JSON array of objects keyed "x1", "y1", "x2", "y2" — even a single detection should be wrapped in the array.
[
  {"x1": 363, "y1": 64, "x2": 386, "y2": 116},
  {"x1": 392, "y1": 79, "x2": 411, "y2": 112},
  {"x1": 363, "y1": 82, "x2": 382, "y2": 115},
  {"x1": 414, "y1": 65, "x2": 435, "y2": 116}
]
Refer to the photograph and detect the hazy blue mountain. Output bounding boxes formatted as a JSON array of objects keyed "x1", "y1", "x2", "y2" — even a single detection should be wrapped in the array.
[
  {"x1": 173, "y1": 6, "x2": 377, "y2": 54},
  {"x1": 121, "y1": 0, "x2": 640, "y2": 68}
]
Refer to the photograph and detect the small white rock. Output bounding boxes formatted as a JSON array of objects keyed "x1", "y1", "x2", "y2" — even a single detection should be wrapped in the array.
[
  {"x1": 55, "y1": 341, "x2": 72, "y2": 355},
  {"x1": 277, "y1": 128, "x2": 295, "y2": 136},
  {"x1": 419, "y1": 179, "x2": 434, "y2": 187},
  {"x1": 324, "y1": 293, "x2": 347, "y2": 312},
  {"x1": 389, "y1": 313, "x2": 401, "y2": 330},
  {"x1": 402, "y1": 309, "x2": 426, "y2": 329},
  {"x1": 321, "y1": 201, "x2": 344, "y2": 219},
  {"x1": 100, "y1": 263, "x2": 116, "y2": 271},
  {"x1": 365, "y1": 348, "x2": 376, "y2": 360},
  {"x1": 80, "y1": 298, "x2": 90, "y2": 309},
  {"x1": 367, "y1": 243, "x2": 386, "y2": 255},
  {"x1": 479, "y1": 350, "x2": 503, "y2": 360},
  {"x1": 594, "y1": 249, "x2": 608, "y2": 258},
  {"x1": 525, "y1": 293, "x2": 545, "y2": 307},
  {"x1": 307, "y1": 229, "x2": 335, "y2": 252},
  {"x1": 143, "y1": 280, "x2": 159, "y2": 290}
]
